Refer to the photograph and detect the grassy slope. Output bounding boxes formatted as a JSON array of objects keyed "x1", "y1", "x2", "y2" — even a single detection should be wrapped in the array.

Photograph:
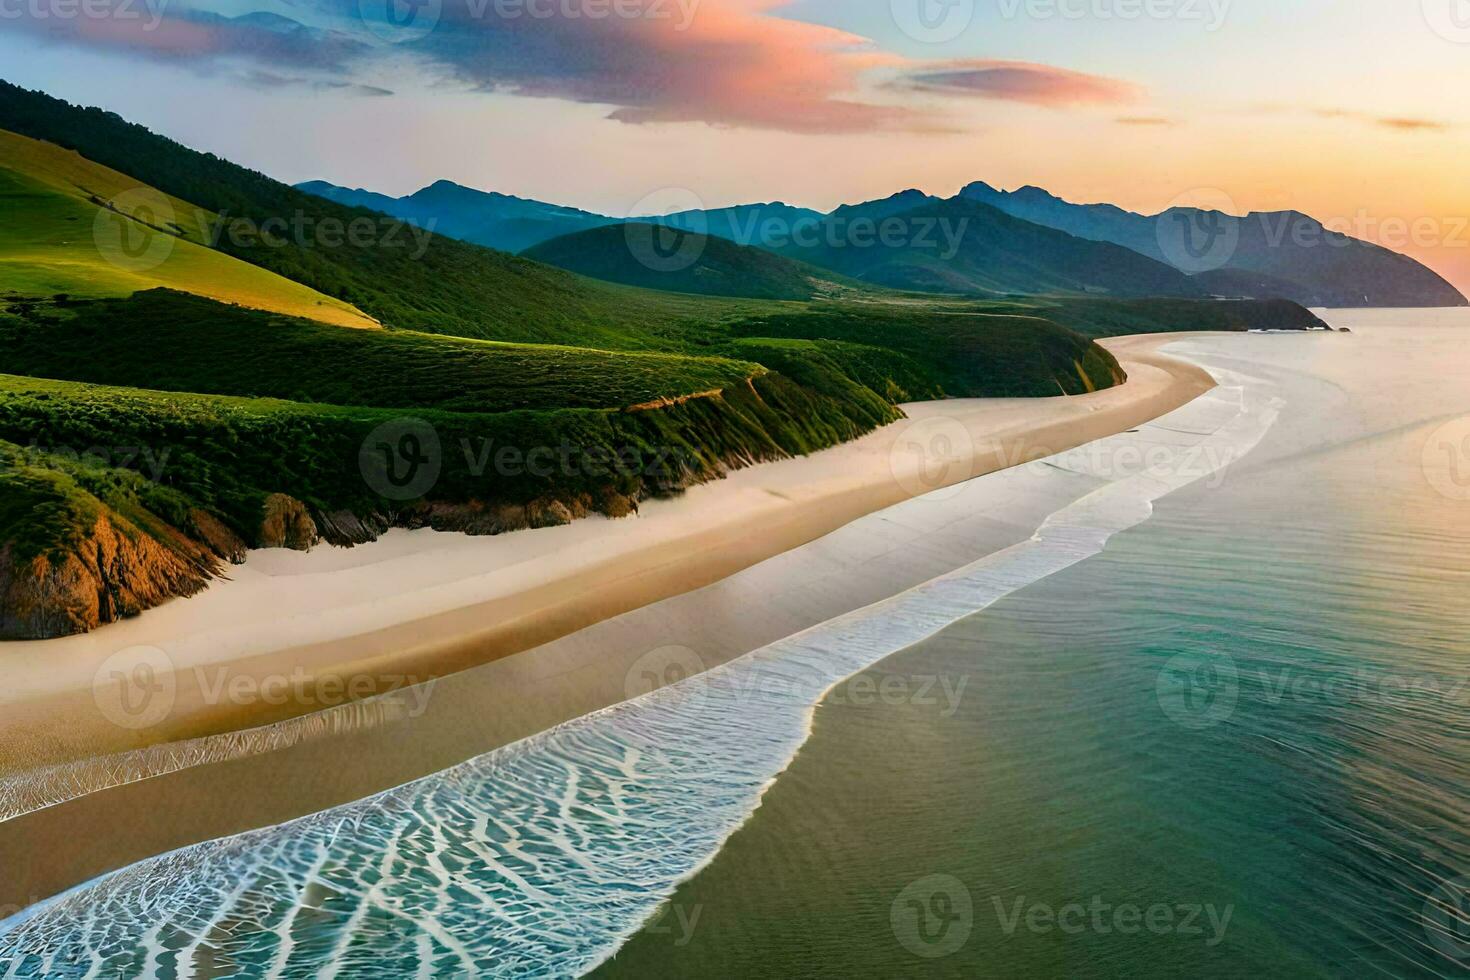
[
  {"x1": 523, "y1": 223, "x2": 863, "y2": 301},
  {"x1": 0, "y1": 81, "x2": 764, "y2": 347},
  {"x1": 0, "y1": 130, "x2": 378, "y2": 329},
  {"x1": 724, "y1": 303, "x2": 1123, "y2": 397},
  {"x1": 0, "y1": 291, "x2": 761, "y2": 413}
]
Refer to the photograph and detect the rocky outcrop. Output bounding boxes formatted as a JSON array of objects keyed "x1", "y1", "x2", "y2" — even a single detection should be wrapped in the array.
[
  {"x1": 0, "y1": 515, "x2": 216, "y2": 640},
  {"x1": 315, "y1": 510, "x2": 390, "y2": 548},
  {"x1": 258, "y1": 494, "x2": 319, "y2": 551}
]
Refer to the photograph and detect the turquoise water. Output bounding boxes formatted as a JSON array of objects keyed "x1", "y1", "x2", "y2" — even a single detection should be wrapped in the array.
[
  {"x1": 3, "y1": 316, "x2": 1468, "y2": 978},
  {"x1": 598, "y1": 316, "x2": 1470, "y2": 977}
]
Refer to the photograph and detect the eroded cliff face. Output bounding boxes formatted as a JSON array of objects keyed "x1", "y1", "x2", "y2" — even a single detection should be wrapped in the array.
[
  {"x1": 0, "y1": 379, "x2": 882, "y2": 637},
  {"x1": 0, "y1": 514, "x2": 217, "y2": 640}
]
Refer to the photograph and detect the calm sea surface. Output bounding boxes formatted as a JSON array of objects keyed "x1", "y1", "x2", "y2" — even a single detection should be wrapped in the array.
[{"x1": 597, "y1": 312, "x2": 1470, "y2": 978}]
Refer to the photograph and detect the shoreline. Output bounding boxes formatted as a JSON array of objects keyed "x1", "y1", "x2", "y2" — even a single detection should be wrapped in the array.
[{"x1": 0, "y1": 333, "x2": 1216, "y2": 913}]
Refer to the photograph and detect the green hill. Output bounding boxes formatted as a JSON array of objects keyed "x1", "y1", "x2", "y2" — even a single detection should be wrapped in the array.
[
  {"x1": 524, "y1": 223, "x2": 861, "y2": 301},
  {"x1": 0, "y1": 130, "x2": 378, "y2": 329},
  {"x1": 0, "y1": 80, "x2": 745, "y2": 348}
]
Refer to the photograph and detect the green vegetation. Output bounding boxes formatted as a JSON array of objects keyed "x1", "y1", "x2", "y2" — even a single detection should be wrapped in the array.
[
  {"x1": 0, "y1": 130, "x2": 378, "y2": 329},
  {"x1": 524, "y1": 223, "x2": 863, "y2": 301},
  {"x1": 725, "y1": 303, "x2": 1123, "y2": 397},
  {"x1": 0, "y1": 436, "x2": 200, "y2": 565},
  {"x1": 0, "y1": 365, "x2": 897, "y2": 554},
  {"x1": 1030, "y1": 297, "x2": 1332, "y2": 336},
  {"x1": 0, "y1": 291, "x2": 762, "y2": 413}
]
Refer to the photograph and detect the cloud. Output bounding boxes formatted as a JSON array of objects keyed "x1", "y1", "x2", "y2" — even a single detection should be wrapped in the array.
[
  {"x1": 409, "y1": 0, "x2": 908, "y2": 132},
  {"x1": 1115, "y1": 115, "x2": 1174, "y2": 126},
  {"x1": 1372, "y1": 116, "x2": 1447, "y2": 132},
  {"x1": 7, "y1": 1, "x2": 1142, "y2": 132},
  {"x1": 1313, "y1": 108, "x2": 1448, "y2": 132},
  {"x1": 898, "y1": 59, "x2": 1142, "y2": 107},
  {"x1": 9, "y1": 6, "x2": 368, "y2": 70}
]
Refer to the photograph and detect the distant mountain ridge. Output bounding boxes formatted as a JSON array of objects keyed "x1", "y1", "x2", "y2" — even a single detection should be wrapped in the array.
[
  {"x1": 296, "y1": 177, "x2": 1466, "y2": 307},
  {"x1": 296, "y1": 179, "x2": 615, "y2": 254},
  {"x1": 773, "y1": 195, "x2": 1205, "y2": 299},
  {"x1": 960, "y1": 182, "x2": 1467, "y2": 307}
]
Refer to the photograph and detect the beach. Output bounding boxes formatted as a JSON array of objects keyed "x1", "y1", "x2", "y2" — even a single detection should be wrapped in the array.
[{"x1": 0, "y1": 334, "x2": 1213, "y2": 915}]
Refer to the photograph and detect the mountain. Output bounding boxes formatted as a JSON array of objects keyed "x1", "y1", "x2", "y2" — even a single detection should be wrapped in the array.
[
  {"x1": 646, "y1": 202, "x2": 826, "y2": 250},
  {"x1": 826, "y1": 189, "x2": 941, "y2": 223},
  {"x1": 777, "y1": 196, "x2": 1205, "y2": 299},
  {"x1": 960, "y1": 182, "x2": 1467, "y2": 307},
  {"x1": 298, "y1": 178, "x2": 615, "y2": 253},
  {"x1": 523, "y1": 223, "x2": 860, "y2": 300}
]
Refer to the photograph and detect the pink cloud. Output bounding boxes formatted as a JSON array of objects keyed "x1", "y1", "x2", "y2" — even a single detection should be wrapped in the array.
[
  {"x1": 423, "y1": 0, "x2": 909, "y2": 133},
  {"x1": 900, "y1": 59, "x2": 1141, "y2": 107}
]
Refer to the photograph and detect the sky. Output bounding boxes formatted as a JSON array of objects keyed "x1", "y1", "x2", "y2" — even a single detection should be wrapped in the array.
[{"x1": 3, "y1": 0, "x2": 1470, "y2": 290}]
